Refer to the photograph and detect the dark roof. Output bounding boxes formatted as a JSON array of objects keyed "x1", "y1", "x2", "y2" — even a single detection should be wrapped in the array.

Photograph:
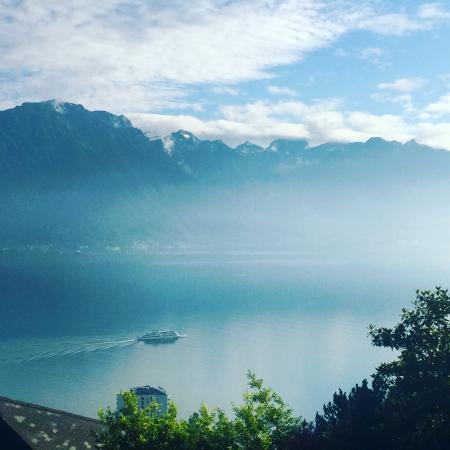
[
  {"x1": 133, "y1": 386, "x2": 166, "y2": 396},
  {"x1": 0, "y1": 396, "x2": 102, "y2": 450}
]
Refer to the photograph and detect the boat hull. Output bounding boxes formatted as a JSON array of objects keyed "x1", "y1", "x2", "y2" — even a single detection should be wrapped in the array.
[
  {"x1": 138, "y1": 337, "x2": 179, "y2": 342},
  {"x1": 137, "y1": 333, "x2": 186, "y2": 343}
]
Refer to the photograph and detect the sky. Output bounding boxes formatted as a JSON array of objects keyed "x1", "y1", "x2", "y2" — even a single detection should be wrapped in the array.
[{"x1": 1, "y1": 0, "x2": 450, "y2": 148}]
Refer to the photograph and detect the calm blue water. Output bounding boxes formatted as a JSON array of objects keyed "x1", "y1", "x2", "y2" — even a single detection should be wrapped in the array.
[{"x1": 1, "y1": 253, "x2": 448, "y2": 420}]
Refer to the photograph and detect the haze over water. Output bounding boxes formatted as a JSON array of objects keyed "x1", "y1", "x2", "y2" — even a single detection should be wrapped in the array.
[{"x1": 1, "y1": 253, "x2": 448, "y2": 420}]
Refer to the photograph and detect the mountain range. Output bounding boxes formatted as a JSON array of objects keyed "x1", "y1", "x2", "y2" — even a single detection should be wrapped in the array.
[
  {"x1": 3, "y1": 100, "x2": 450, "y2": 188},
  {"x1": 1, "y1": 100, "x2": 450, "y2": 258}
]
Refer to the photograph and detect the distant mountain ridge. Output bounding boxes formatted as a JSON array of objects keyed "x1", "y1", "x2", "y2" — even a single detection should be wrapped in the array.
[
  {"x1": 158, "y1": 128, "x2": 449, "y2": 185},
  {"x1": 1, "y1": 100, "x2": 449, "y2": 189},
  {"x1": 0, "y1": 100, "x2": 183, "y2": 190},
  {"x1": 2, "y1": 100, "x2": 450, "y2": 255}
]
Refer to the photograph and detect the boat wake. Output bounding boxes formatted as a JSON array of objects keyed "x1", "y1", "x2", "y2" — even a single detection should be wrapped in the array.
[{"x1": 0, "y1": 337, "x2": 137, "y2": 365}]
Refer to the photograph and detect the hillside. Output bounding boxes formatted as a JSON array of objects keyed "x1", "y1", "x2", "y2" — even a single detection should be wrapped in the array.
[{"x1": 0, "y1": 100, "x2": 183, "y2": 190}]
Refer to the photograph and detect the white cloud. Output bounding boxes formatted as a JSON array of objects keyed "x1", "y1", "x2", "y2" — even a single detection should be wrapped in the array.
[
  {"x1": 267, "y1": 85, "x2": 298, "y2": 97},
  {"x1": 417, "y1": 3, "x2": 450, "y2": 20},
  {"x1": 0, "y1": 0, "x2": 360, "y2": 112},
  {"x1": 128, "y1": 97, "x2": 450, "y2": 151},
  {"x1": 358, "y1": 13, "x2": 428, "y2": 36},
  {"x1": 378, "y1": 78, "x2": 427, "y2": 93},
  {"x1": 128, "y1": 111, "x2": 310, "y2": 146},
  {"x1": 127, "y1": 99, "x2": 413, "y2": 147},
  {"x1": 372, "y1": 92, "x2": 417, "y2": 115},
  {"x1": 414, "y1": 122, "x2": 450, "y2": 149},
  {"x1": 421, "y1": 93, "x2": 450, "y2": 119},
  {"x1": 161, "y1": 136, "x2": 175, "y2": 154},
  {"x1": 0, "y1": 0, "x2": 442, "y2": 113}
]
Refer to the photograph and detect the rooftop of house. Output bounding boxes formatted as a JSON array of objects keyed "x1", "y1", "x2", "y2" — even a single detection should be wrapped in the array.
[
  {"x1": 132, "y1": 386, "x2": 166, "y2": 396},
  {"x1": 0, "y1": 395, "x2": 102, "y2": 450}
]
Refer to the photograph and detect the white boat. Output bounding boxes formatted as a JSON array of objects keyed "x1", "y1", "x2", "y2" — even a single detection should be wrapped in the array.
[{"x1": 137, "y1": 330, "x2": 187, "y2": 342}]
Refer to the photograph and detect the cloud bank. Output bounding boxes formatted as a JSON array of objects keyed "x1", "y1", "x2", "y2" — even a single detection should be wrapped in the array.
[
  {"x1": 1, "y1": 0, "x2": 442, "y2": 112},
  {"x1": 128, "y1": 98, "x2": 450, "y2": 151},
  {"x1": 0, "y1": 0, "x2": 363, "y2": 111}
]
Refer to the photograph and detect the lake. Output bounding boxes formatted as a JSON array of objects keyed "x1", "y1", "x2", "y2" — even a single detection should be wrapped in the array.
[{"x1": 1, "y1": 253, "x2": 448, "y2": 420}]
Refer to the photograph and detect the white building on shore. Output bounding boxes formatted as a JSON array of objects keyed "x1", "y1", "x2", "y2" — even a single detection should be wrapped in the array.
[{"x1": 117, "y1": 385, "x2": 168, "y2": 415}]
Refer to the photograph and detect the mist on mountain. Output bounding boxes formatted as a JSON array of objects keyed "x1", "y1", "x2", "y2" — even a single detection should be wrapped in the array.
[{"x1": 1, "y1": 101, "x2": 450, "y2": 262}]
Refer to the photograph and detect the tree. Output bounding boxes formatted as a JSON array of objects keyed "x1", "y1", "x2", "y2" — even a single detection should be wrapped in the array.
[
  {"x1": 186, "y1": 404, "x2": 235, "y2": 449},
  {"x1": 301, "y1": 287, "x2": 450, "y2": 450},
  {"x1": 233, "y1": 371, "x2": 302, "y2": 449},
  {"x1": 313, "y1": 380, "x2": 383, "y2": 450},
  {"x1": 368, "y1": 287, "x2": 450, "y2": 450},
  {"x1": 97, "y1": 392, "x2": 188, "y2": 449}
]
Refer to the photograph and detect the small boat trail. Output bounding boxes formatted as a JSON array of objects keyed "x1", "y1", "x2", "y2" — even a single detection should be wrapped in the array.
[{"x1": 0, "y1": 336, "x2": 138, "y2": 365}]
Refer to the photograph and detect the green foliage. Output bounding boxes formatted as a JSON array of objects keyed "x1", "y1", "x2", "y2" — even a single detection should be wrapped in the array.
[
  {"x1": 97, "y1": 372, "x2": 302, "y2": 449},
  {"x1": 313, "y1": 380, "x2": 383, "y2": 450},
  {"x1": 186, "y1": 404, "x2": 235, "y2": 449},
  {"x1": 233, "y1": 371, "x2": 301, "y2": 449},
  {"x1": 368, "y1": 287, "x2": 450, "y2": 449},
  {"x1": 98, "y1": 392, "x2": 187, "y2": 449}
]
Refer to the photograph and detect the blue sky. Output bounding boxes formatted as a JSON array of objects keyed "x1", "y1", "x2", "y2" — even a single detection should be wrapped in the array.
[{"x1": 1, "y1": 0, "x2": 450, "y2": 148}]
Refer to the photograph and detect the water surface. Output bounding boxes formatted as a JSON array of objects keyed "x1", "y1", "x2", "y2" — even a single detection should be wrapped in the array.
[{"x1": 1, "y1": 253, "x2": 447, "y2": 419}]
